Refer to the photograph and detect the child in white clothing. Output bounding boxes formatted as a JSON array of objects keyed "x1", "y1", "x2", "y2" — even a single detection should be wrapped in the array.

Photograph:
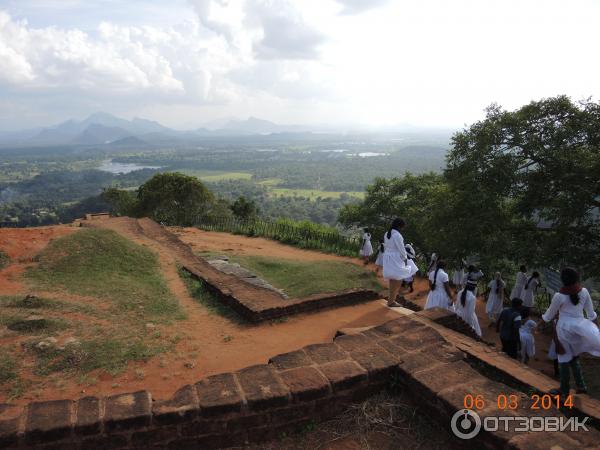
[{"x1": 519, "y1": 308, "x2": 537, "y2": 364}]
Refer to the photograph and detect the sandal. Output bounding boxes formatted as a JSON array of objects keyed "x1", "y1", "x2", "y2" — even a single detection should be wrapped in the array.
[{"x1": 387, "y1": 302, "x2": 402, "y2": 307}]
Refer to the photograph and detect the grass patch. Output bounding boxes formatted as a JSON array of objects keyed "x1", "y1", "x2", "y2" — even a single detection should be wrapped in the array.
[
  {"x1": 268, "y1": 188, "x2": 364, "y2": 200},
  {"x1": 25, "y1": 229, "x2": 180, "y2": 318},
  {"x1": 0, "y1": 250, "x2": 9, "y2": 269},
  {"x1": 178, "y1": 268, "x2": 245, "y2": 323},
  {"x1": 0, "y1": 352, "x2": 17, "y2": 384},
  {"x1": 232, "y1": 256, "x2": 381, "y2": 298},
  {"x1": 29, "y1": 338, "x2": 167, "y2": 377},
  {"x1": 179, "y1": 170, "x2": 252, "y2": 182},
  {"x1": 6, "y1": 316, "x2": 68, "y2": 334}
]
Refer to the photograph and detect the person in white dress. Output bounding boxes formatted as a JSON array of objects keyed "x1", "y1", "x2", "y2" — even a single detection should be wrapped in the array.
[
  {"x1": 425, "y1": 260, "x2": 454, "y2": 311},
  {"x1": 510, "y1": 265, "x2": 528, "y2": 300},
  {"x1": 402, "y1": 243, "x2": 417, "y2": 292},
  {"x1": 382, "y1": 218, "x2": 419, "y2": 307},
  {"x1": 521, "y1": 271, "x2": 541, "y2": 309},
  {"x1": 452, "y1": 267, "x2": 465, "y2": 291},
  {"x1": 486, "y1": 272, "x2": 507, "y2": 324},
  {"x1": 519, "y1": 308, "x2": 537, "y2": 364},
  {"x1": 359, "y1": 228, "x2": 373, "y2": 265},
  {"x1": 455, "y1": 281, "x2": 482, "y2": 337},
  {"x1": 374, "y1": 239, "x2": 384, "y2": 276},
  {"x1": 542, "y1": 267, "x2": 600, "y2": 397}
]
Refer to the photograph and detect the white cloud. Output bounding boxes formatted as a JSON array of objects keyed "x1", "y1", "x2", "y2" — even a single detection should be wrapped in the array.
[
  {"x1": 336, "y1": 0, "x2": 389, "y2": 15},
  {"x1": 1, "y1": 0, "x2": 600, "y2": 130}
]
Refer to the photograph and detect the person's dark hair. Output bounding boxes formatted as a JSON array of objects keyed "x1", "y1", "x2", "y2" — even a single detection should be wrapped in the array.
[
  {"x1": 364, "y1": 227, "x2": 370, "y2": 233},
  {"x1": 461, "y1": 281, "x2": 476, "y2": 306},
  {"x1": 521, "y1": 308, "x2": 530, "y2": 320},
  {"x1": 525, "y1": 271, "x2": 540, "y2": 289},
  {"x1": 386, "y1": 217, "x2": 405, "y2": 239},
  {"x1": 511, "y1": 298, "x2": 523, "y2": 308},
  {"x1": 496, "y1": 278, "x2": 501, "y2": 295},
  {"x1": 520, "y1": 265, "x2": 527, "y2": 272},
  {"x1": 431, "y1": 259, "x2": 445, "y2": 290},
  {"x1": 561, "y1": 267, "x2": 581, "y2": 305},
  {"x1": 467, "y1": 264, "x2": 476, "y2": 273},
  {"x1": 379, "y1": 239, "x2": 384, "y2": 253}
]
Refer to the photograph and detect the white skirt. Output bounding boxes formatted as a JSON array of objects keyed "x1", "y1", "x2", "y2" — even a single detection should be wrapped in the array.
[
  {"x1": 556, "y1": 317, "x2": 600, "y2": 363},
  {"x1": 510, "y1": 284, "x2": 524, "y2": 300},
  {"x1": 520, "y1": 331, "x2": 535, "y2": 357},
  {"x1": 425, "y1": 289, "x2": 453, "y2": 311},
  {"x1": 359, "y1": 240, "x2": 373, "y2": 257},
  {"x1": 456, "y1": 307, "x2": 482, "y2": 337},
  {"x1": 486, "y1": 292, "x2": 504, "y2": 317},
  {"x1": 383, "y1": 254, "x2": 418, "y2": 281},
  {"x1": 521, "y1": 288, "x2": 535, "y2": 307},
  {"x1": 375, "y1": 252, "x2": 384, "y2": 267}
]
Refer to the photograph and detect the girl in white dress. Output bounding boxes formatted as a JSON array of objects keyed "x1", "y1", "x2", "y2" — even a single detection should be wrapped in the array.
[
  {"x1": 452, "y1": 267, "x2": 465, "y2": 290},
  {"x1": 382, "y1": 218, "x2": 419, "y2": 307},
  {"x1": 486, "y1": 272, "x2": 506, "y2": 324},
  {"x1": 402, "y1": 243, "x2": 417, "y2": 292},
  {"x1": 455, "y1": 281, "x2": 482, "y2": 337},
  {"x1": 542, "y1": 267, "x2": 600, "y2": 397},
  {"x1": 425, "y1": 260, "x2": 454, "y2": 311},
  {"x1": 359, "y1": 228, "x2": 373, "y2": 265},
  {"x1": 519, "y1": 308, "x2": 537, "y2": 364},
  {"x1": 521, "y1": 271, "x2": 541, "y2": 309},
  {"x1": 510, "y1": 265, "x2": 528, "y2": 300},
  {"x1": 374, "y1": 239, "x2": 384, "y2": 276}
]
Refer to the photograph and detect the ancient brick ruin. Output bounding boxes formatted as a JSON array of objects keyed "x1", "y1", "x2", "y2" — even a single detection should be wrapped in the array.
[{"x1": 2, "y1": 309, "x2": 600, "y2": 449}]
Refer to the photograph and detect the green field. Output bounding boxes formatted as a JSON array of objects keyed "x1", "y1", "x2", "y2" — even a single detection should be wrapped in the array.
[
  {"x1": 231, "y1": 255, "x2": 380, "y2": 297},
  {"x1": 269, "y1": 188, "x2": 364, "y2": 200},
  {"x1": 178, "y1": 170, "x2": 252, "y2": 182}
]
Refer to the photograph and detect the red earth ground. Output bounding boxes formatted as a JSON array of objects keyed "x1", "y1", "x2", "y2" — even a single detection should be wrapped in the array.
[{"x1": 0, "y1": 221, "x2": 558, "y2": 409}]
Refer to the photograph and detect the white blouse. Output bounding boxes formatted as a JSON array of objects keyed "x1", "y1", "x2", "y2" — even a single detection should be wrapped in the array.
[{"x1": 542, "y1": 288, "x2": 597, "y2": 322}]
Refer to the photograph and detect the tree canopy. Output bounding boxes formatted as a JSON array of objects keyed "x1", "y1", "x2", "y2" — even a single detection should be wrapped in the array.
[{"x1": 136, "y1": 172, "x2": 213, "y2": 226}]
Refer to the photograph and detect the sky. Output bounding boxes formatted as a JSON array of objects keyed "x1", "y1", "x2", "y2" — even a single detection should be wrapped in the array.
[{"x1": 0, "y1": 0, "x2": 599, "y2": 131}]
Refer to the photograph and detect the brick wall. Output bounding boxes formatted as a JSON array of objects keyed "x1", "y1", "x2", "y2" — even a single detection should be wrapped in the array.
[{"x1": 2, "y1": 315, "x2": 598, "y2": 449}]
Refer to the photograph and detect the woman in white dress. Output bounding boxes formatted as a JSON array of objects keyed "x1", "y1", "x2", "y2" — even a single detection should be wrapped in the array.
[
  {"x1": 510, "y1": 265, "x2": 528, "y2": 300},
  {"x1": 542, "y1": 267, "x2": 600, "y2": 397},
  {"x1": 486, "y1": 272, "x2": 506, "y2": 324},
  {"x1": 455, "y1": 281, "x2": 482, "y2": 337},
  {"x1": 374, "y1": 239, "x2": 384, "y2": 276},
  {"x1": 519, "y1": 308, "x2": 537, "y2": 364},
  {"x1": 359, "y1": 228, "x2": 373, "y2": 265},
  {"x1": 521, "y1": 271, "x2": 541, "y2": 309},
  {"x1": 425, "y1": 260, "x2": 454, "y2": 311},
  {"x1": 382, "y1": 218, "x2": 419, "y2": 307}
]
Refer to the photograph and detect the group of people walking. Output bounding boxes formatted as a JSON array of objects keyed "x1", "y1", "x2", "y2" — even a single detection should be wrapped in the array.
[{"x1": 359, "y1": 218, "x2": 600, "y2": 400}]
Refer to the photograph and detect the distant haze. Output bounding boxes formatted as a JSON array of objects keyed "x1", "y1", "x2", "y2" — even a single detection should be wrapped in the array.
[{"x1": 0, "y1": 0, "x2": 599, "y2": 130}]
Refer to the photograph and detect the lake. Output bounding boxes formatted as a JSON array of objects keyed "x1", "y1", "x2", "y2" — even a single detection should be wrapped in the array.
[{"x1": 98, "y1": 160, "x2": 162, "y2": 174}]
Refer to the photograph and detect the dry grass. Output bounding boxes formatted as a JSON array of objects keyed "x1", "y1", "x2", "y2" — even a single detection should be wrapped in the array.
[{"x1": 244, "y1": 391, "x2": 453, "y2": 450}]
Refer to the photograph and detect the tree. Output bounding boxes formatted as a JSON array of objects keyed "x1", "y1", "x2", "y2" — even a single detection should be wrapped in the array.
[
  {"x1": 230, "y1": 196, "x2": 258, "y2": 220},
  {"x1": 446, "y1": 96, "x2": 600, "y2": 275},
  {"x1": 338, "y1": 173, "x2": 448, "y2": 258},
  {"x1": 100, "y1": 188, "x2": 137, "y2": 217},
  {"x1": 137, "y1": 173, "x2": 214, "y2": 226}
]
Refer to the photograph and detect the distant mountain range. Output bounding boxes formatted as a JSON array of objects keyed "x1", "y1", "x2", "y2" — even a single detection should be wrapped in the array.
[{"x1": 0, "y1": 112, "x2": 454, "y2": 147}]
